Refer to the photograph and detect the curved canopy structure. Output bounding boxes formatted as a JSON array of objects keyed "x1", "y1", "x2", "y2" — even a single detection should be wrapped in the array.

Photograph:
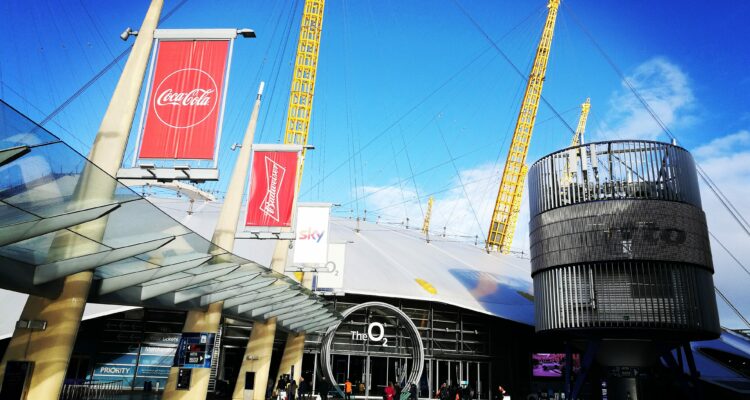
[{"x1": 0, "y1": 100, "x2": 338, "y2": 333}]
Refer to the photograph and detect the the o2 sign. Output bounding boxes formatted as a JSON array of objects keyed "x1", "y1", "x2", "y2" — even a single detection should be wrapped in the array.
[
  {"x1": 350, "y1": 322, "x2": 388, "y2": 346},
  {"x1": 321, "y1": 302, "x2": 425, "y2": 398}
]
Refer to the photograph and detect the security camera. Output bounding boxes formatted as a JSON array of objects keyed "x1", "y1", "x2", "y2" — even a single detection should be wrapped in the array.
[
  {"x1": 231, "y1": 143, "x2": 242, "y2": 151},
  {"x1": 120, "y1": 27, "x2": 138, "y2": 41}
]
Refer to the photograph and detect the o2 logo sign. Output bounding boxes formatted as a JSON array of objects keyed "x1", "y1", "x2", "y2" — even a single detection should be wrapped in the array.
[
  {"x1": 321, "y1": 302, "x2": 425, "y2": 398},
  {"x1": 350, "y1": 322, "x2": 388, "y2": 347}
]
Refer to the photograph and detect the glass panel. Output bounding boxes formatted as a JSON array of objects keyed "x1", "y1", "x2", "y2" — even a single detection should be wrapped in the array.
[
  {"x1": 0, "y1": 229, "x2": 109, "y2": 265},
  {"x1": 349, "y1": 355, "x2": 367, "y2": 394},
  {"x1": 0, "y1": 100, "x2": 60, "y2": 147},
  {"x1": 332, "y1": 354, "x2": 348, "y2": 385},
  {"x1": 370, "y1": 357, "x2": 387, "y2": 395}
]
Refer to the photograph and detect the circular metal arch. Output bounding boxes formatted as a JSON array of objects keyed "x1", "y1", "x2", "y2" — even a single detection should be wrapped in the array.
[{"x1": 320, "y1": 302, "x2": 425, "y2": 398}]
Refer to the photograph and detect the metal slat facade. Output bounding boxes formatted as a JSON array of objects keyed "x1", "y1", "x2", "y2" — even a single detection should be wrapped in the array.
[{"x1": 527, "y1": 140, "x2": 720, "y2": 339}]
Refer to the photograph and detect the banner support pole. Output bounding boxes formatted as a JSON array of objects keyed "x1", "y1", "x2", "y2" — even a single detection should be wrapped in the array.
[
  {"x1": 162, "y1": 82, "x2": 265, "y2": 400},
  {"x1": 0, "y1": 1, "x2": 163, "y2": 398}
]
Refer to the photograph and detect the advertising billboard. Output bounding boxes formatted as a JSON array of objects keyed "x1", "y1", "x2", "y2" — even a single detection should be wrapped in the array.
[
  {"x1": 138, "y1": 39, "x2": 230, "y2": 160},
  {"x1": 531, "y1": 353, "x2": 580, "y2": 378},
  {"x1": 173, "y1": 332, "x2": 216, "y2": 369},
  {"x1": 293, "y1": 204, "x2": 331, "y2": 265},
  {"x1": 314, "y1": 243, "x2": 346, "y2": 291},
  {"x1": 244, "y1": 147, "x2": 301, "y2": 229}
]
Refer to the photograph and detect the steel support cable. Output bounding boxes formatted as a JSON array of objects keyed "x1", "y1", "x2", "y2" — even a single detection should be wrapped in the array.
[
  {"x1": 562, "y1": 2, "x2": 750, "y2": 239},
  {"x1": 561, "y1": 1, "x2": 750, "y2": 328},
  {"x1": 205, "y1": 0, "x2": 297, "y2": 196},
  {"x1": 258, "y1": 0, "x2": 303, "y2": 142},
  {"x1": 336, "y1": 143, "x2": 495, "y2": 208},
  {"x1": 714, "y1": 287, "x2": 750, "y2": 329},
  {"x1": 451, "y1": 0, "x2": 577, "y2": 135},
  {"x1": 389, "y1": 137, "x2": 410, "y2": 219},
  {"x1": 301, "y1": 6, "x2": 545, "y2": 198},
  {"x1": 344, "y1": 0, "x2": 369, "y2": 216},
  {"x1": 436, "y1": 119, "x2": 485, "y2": 237},
  {"x1": 341, "y1": 0, "x2": 361, "y2": 218},
  {"x1": 709, "y1": 231, "x2": 750, "y2": 279},
  {"x1": 696, "y1": 164, "x2": 750, "y2": 236},
  {"x1": 39, "y1": 0, "x2": 189, "y2": 128},
  {"x1": 401, "y1": 135, "x2": 426, "y2": 221},
  {"x1": 365, "y1": 173, "x2": 500, "y2": 214}
]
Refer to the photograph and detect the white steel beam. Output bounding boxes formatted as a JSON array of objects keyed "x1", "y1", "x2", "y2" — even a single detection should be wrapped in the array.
[
  {"x1": 140, "y1": 263, "x2": 239, "y2": 300},
  {"x1": 33, "y1": 236, "x2": 175, "y2": 284},
  {"x1": 98, "y1": 254, "x2": 212, "y2": 295},
  {"x1": 278, "y1": 306, "x2": 327, "y2": 326},
  {"x1": 222, "y1": 284, "x2": 289, "y2": 309},
  {"x1": 236, "y1": 292, "x2": 299, "y2": 314},
  {"x1": 199, "y1": 277, "x2": 275, "y2": 306},
  {"x1": 265, "y1": 299, "x2": 316, "y2": 319},
  {"x1": 0, "y1": 204, "x2": 119, "y2": 247}
]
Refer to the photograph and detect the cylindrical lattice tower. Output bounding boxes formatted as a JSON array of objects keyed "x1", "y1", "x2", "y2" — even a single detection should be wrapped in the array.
[{"x1": 528, "y1": 140, "x2": 720, "y2": 341}]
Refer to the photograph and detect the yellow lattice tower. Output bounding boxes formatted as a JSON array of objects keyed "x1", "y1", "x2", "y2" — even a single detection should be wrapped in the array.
[
  {"x1": 572, "y1": 97, "x2": 591, "y2": 147},
  {"x1": 563, "y1": 98, "x2": 591, "y2": 184},
  {"x1": 422, "y1": 196, "x2": 434, "y2": 235},
  {"x1": 486, "y1": 0, "x2": 560, "y2": 253},
  {"x1": 284, "y1": 0, "x2": 325, "y2": 184}
]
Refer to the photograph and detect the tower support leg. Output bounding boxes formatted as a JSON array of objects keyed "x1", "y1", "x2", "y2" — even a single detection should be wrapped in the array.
[{"x1": 570, "y1": 340, "x2": 599, "y2": 400}]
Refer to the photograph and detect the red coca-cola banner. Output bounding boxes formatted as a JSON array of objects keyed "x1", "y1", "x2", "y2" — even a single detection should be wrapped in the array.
[
  {"x1": 245, "y1": 150, "x2": 300, "y2": 228},
  {"x1": 139, "y1": 40, "x2": 229, "y2": 160}
]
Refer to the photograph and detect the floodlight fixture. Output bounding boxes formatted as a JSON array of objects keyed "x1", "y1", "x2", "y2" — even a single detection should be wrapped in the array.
[{"x1": 237, "y1": 28, "x2": 256, "y2": 39}]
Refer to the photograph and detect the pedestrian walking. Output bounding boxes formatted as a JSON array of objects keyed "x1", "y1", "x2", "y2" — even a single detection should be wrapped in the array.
[
  {"x1": 345, "y1": 378, "x2": 353, "y2": 400},
  {"x1": 385, "y1": 382, "x2": 396, "y2": 400},
  {"x1": 495, "y1": 385, "x2": 507, "y2": 400},
  {"x1": 299, "y1": 377, "x2": 309, "y2": 400},
  {"x1": 289, "y1": 379, "x2": 298, "y2": 400},
  {"x1": 319, "y1": 376, "x2": 330, "y2": 400}
]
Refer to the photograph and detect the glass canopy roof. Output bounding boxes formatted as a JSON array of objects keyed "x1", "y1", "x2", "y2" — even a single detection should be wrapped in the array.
[{"x1": 0, "y1": 100, "x2": 338, "y2": 334}]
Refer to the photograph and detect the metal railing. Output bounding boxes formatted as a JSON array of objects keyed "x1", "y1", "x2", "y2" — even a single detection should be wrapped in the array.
[{"x1": 60, "y1": 380, "x2": 123, "y2": 400}]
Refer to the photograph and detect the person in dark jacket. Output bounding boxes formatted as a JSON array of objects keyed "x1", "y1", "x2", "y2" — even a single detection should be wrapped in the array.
[
  {"x1": 288, "y1": 379, "x2": 298, "y2": 400},
  {"x1": 318, "y1": 376, "x2": 330, "y2": 400},
  {"x1": 299, "y1": 377, "x2": 309, "y2": 400},
  {"x1": 409, "y1": 383, "x2": 418, "y2": 400}
]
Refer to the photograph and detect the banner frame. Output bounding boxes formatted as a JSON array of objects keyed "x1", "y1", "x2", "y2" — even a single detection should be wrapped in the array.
[
  {"x1": 292, "y1": 202, "x2": 333, "y2": 267},
  {"x1": 240, "y1": 144, "x2": 304, "y2": 236},
  {"x1": 126, "y1": 28, "x2": 238, "y2": 177}
]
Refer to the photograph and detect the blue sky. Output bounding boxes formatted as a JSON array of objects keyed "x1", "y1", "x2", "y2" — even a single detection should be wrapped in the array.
[{"x1": 2, "y1": 0, "x2": 750, "y2": 327}]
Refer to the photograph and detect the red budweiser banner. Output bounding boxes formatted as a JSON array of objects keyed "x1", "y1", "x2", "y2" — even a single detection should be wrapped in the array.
[
  {"x1": 245, "y1": 150, "x2": 300, "y2": 228},
  {"x1": 139, "y1": 40, "x2": 229, "y2": 160}
]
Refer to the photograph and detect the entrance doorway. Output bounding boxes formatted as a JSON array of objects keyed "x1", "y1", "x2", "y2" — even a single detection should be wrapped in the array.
[{"x1": 427, "y1": 359, "x2": 490, "y2": 400}]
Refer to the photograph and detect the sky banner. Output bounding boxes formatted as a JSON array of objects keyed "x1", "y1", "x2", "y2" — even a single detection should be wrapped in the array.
[
  {"x1": 245, "y1": 149, "x2": 300, "y2": 228},
  {"x1": 139, "y1": 40, "x2": 230, "y2": 160},
  {"x1": 293, "y1": 204, "x2": 331, "y2": 266}
]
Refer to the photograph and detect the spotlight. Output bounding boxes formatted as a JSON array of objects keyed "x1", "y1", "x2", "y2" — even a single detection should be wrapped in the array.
[{"x1": 237, "y1": 28, "x2": 256, "y2": 39}]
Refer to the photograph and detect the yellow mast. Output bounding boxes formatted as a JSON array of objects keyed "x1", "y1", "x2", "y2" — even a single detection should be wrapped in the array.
[
  {"x1": 486, "y1": 0, "x2": 560, "y2": 253},
  {"x1": 422, "y1": 196, "x2": 434, "y2": 235},
  {"x1": 284, "y1": 0, "x2": 325, "y2": 181},
  {"x1": 571, "y1": 97, "x2": 591, "y2": 147},
  {"x1": 563, "y1": 98, "x2": 591, "y2": 184}
]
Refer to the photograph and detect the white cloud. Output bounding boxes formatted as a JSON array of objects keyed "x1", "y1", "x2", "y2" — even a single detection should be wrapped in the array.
[
  {"x1": 362, "y1": 162, "x2": 532, "y2": 253},
  {"x1": 691, "y1": 130, "x2": 750, "y2": 329},
  {"x1": 693, "y1": 130, "x2": 750, "y2": 159},
  {"x1": 593, "y1": 57, "x2": 696, "y2": 141}
]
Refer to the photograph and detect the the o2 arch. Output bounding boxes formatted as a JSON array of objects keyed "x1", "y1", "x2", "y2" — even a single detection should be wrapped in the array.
[{"x1": 320, "y1": 301, "x2": 425, "y2": 397}]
